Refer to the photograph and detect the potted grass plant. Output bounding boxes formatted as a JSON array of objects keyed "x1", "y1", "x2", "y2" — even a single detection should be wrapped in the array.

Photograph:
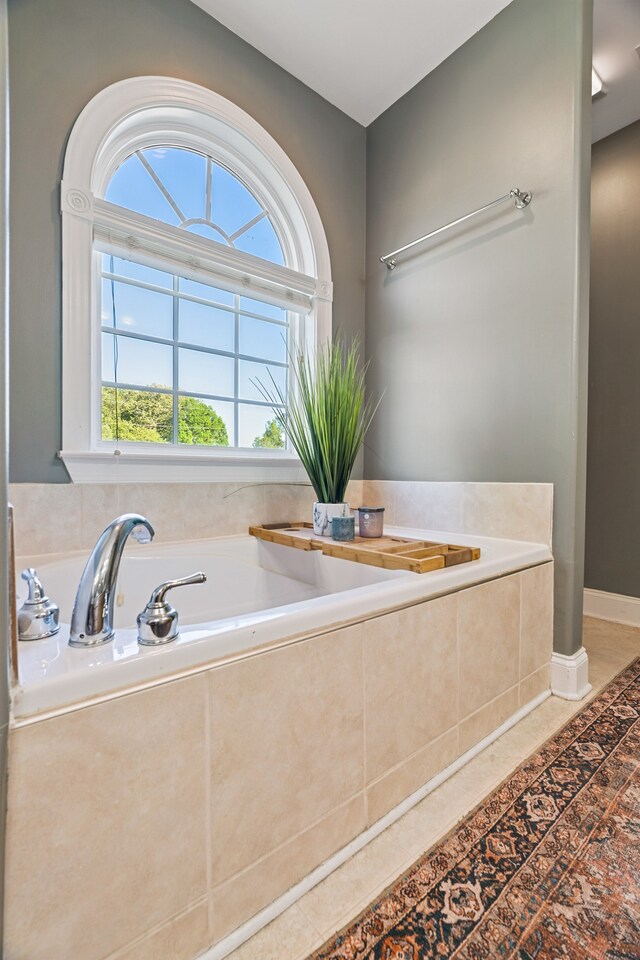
[{"x1": 257, "y1": 336, "x2": 379, "y2": 535}]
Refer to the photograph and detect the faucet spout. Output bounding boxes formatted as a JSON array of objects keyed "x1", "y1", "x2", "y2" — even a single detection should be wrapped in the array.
[{"x1": 69, "y1": 514, "x2": 155, "y2": 647}]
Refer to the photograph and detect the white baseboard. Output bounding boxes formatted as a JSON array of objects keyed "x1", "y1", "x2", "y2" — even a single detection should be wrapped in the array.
[
  {"x1": 202, "y1": 689, "x2": 551, "y2": 960},
  {"x1": 551, "y1": 646, "x2": 592, "y2": 701},
  {"x1": 584, "y1": 587, "x2": 640, "y2": 628}
]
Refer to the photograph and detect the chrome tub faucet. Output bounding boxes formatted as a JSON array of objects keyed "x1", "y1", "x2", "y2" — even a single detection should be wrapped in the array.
[{"x1": 70, "y1": 514, "x2": 154, "y2": 647}]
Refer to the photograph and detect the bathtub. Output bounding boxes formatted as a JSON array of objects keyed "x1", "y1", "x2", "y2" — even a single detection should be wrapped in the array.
[{"x1": 14, "y1": 525, "x2": 551, "y2": 719}]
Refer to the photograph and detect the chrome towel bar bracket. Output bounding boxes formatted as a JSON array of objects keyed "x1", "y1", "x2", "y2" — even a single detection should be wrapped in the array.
[{"x1": 380, "y1": 187, "x2": 532, "y2": 270}]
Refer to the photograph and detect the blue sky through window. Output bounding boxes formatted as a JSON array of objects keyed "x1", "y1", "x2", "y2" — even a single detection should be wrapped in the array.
[
  {"x1": 106, "y1": 154, "x2": 181, "y2": 225},
  {"x1": 144, "y1": 147, "x2": 206, "y2": 222},
  {"x1": 211, "y1": 162, "x2": 262, "y2": 235},
  {"x1": 105, "y1": 146, "x2": 284, "y2": 264},
  {"x1": 101, "y1": 255, "x2": 287, "y2": 448}
]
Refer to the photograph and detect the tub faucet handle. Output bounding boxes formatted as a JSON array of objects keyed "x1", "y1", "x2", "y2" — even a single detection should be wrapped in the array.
[
  {"x1": 18, "y1": 568, "x2": 60, "y2": 641},
  {"x1": 137, "y1": 572, "x2": 206, "y2": 647}
]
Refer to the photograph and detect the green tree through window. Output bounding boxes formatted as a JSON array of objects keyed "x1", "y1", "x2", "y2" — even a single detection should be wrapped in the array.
[
  {"x1": 178, "y1": 396, "x2": 229, "y2": 445},
  {"x1": 102, "y1": 387, "x2": 229, "y2": 446},
  {"x1": 252, "y1": 418, "x2": 284, "y2": 449}
]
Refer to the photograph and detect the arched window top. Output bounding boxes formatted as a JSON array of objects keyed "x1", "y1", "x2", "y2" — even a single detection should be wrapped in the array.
[
  {"x1": 62, "y1": 76, "x2": 331, "y2": 284},
  {"x1": 60, "y1": 77, "x2": 332, "y2": 482},
  {"x1": 105, "y1": 146, "x2": 285, "y2": 265}
]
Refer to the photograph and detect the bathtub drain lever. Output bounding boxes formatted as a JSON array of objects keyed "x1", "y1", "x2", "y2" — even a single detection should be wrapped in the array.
[{"x1": 137, "y1": 572, "x2": 206, "y2": 646}]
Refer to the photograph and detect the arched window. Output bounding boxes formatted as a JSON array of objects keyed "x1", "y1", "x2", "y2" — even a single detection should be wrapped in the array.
[
  {"x1": 60, "y1": 77, "x2": 332, "y2": 482},
  {"x1": 105, "y1": 147, "x2": 286, "y2": 263}
]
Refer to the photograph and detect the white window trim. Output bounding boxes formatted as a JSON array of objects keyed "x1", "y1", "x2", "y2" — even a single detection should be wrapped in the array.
[{"x1": 60, "y1": 76, "x2": 333, "y2": 483}]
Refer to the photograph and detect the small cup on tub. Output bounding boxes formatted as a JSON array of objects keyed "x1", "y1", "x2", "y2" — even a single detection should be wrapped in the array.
[
  {"x1": 357, "y1": 506, "x2": 385, "y2": 538},
  {"x1": 332, "y1": 515, "x2": 356, "y2": 541}
]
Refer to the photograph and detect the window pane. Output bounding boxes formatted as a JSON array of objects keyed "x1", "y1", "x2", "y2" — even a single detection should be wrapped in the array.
[
  {"x1": 101, "y1": 387, "x2": 173, "y2": 443},
  {"x1": 239, "y1": 315, "x2": 287, "y2": 363},
  {"x1": 179, "y1": 299, "x2": 234, "y2": 353},
  {"x1": 238, "y1": 404, "x2": 285, "y2": 449},
  {"x1": 102, "y1": 255, "x2": 173, "y2": 291},
  {"x1": 239, "y1": 296, "x2": 286, "y2": 322},
  {"x1": 211, "y1": 162, "x2": 262, "y2": 236},
  {"x1": 178, "y1": 396, "x2": 233, "y2": 447},
  {"x1": 178, "y1": 277, "x2": 234, "y2": 306},
  {"x1": 178, "y1": 347, "x2": 234, "y2": 398},
  {"x1": 238, "y1": 359, "x2": 286, "y2": 402},
  {"x1": 102, "y1": 332, "x2": 173, "y2": 390},
  {"x1": 101, "y1": 279, "x2": 173, "y2": 340},
  {"x1": 234, "y1": 216, "x2": 284, "y2": 265},
  {"x1": 142, "y1": 147, "x2": 206, "y2": 223},
  {"x1": 105, "y1": 153, "x2": 180, "y2": 225}
]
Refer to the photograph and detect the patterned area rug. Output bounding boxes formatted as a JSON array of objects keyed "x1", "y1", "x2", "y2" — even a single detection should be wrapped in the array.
[{"x1": 311, "y1": 658, "x2": 640, "y2": 960}]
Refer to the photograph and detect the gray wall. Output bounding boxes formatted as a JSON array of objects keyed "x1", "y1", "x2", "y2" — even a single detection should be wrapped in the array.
[
  {"x1": 364, "y1": 0, "x2": 592, "y2": 657},
  {"x1": 586, "y1": 119, "x2": 640, "y2": 598},
  {"x1": 7, "y1": 0, "x2": 366, "y2": 482}
]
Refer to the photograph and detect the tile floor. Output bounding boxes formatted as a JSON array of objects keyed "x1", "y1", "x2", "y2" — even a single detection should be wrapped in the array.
[{"x1": 225, "y1": 616, "x2": 640, "y2": 960}]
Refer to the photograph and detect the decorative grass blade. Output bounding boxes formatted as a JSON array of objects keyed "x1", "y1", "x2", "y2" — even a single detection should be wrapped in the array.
[{"x1": 255, "y1": 336, "x2": 380, "y2": 504}]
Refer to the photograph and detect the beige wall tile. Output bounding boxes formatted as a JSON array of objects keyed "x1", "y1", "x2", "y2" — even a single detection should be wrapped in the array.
[
  {"x1": 9, "y1": 482, "x2": 83, "y2": 556},
  {"x1": 188, "y1": 481, "x2": 266, "y2": 539},
  {"x1": 458, "y1": 685, "x2": 519, "y2": 754},
  {"x1": 4, "y1": 675, "x2": 208, "y2": 960},
  {"x1": 211, "y1": 794, "x2": 365, "y2": 942},
  {"x1": 519, "y1": 664, "x2": 551, "y2": 707},
  {"x1": 262, "y1": 483, "x2": 316, "y2": 526},
  {"x1": 107, "y1": 901, "x2": 210, "y2": 960},
  {"x1": 462, "y1": 482, "x2": 553, "y2": 545},
  {"x1": 364, "y1": 595, "x2": 457, "y2": 782},
  {"x1": 458, "y1": 574, "x2": 521, "y2": 717},
  {"x1": 345, "y1": 479, "x2": 364, "y2": 510},
  {"x1": 10, "y1": 480, "x2": 335, "y2": 553},
  {"x1": 366, "y1": 726, "x2": 458, "y2": 824},
  {"x1": 520, "y1": 562, "x2": 554, "y2": 678},
  {"x1": 8, "y1": 505, "x2": 18, "y2": 685},
  {"x1": 209, "y1": 625, "x2": 365, "y2": 885},
  {"x1": 361, "y1": 480, "x2": 395, "y2": 525},
  {"x1": 116, "y1": 482, "x2": 189, "y2": 542},
  {"x1": 395, "y1": 481, "x2": 464, "y2": 531},
  {"x1": 81, "y1": 483, "x2": 120, "y2": 549},
  {"x1": 9, "y1": 479, "x2": 554, "y2": 553}
]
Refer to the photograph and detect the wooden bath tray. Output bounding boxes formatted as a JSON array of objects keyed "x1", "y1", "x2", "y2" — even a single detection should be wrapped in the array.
[{"x1": 248, "y1": 522, "x2": 480, "y2": 574}]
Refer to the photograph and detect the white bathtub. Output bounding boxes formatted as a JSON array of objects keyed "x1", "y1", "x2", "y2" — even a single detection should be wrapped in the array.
[{"x1": 14, "y1": 525, "x2": 551, "y2": 719}]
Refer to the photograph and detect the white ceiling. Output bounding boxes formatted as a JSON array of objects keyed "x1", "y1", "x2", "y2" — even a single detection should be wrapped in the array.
[
  {"x1": 190, "y1": 0, "x2": 514, "y2": 126},
  {"x1": 592, "y1": 0, "x2": 640, "y2": 142}
]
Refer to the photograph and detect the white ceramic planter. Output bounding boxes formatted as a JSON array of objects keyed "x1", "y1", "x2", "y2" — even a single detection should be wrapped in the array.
[{"x1": 313, "y1": 502, "x2": 350, "y2": 537}]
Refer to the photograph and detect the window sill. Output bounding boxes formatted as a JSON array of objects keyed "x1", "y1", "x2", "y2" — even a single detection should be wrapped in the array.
[{"x1": 58, "y1": 448, "x2": 309, "y2": 484}]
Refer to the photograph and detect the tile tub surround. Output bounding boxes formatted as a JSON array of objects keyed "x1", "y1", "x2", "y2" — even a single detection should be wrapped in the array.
[
  {"x1": 7, "y1": 480, "x2": 364, "y2": 557},
  {"x1": 362, "y1": 480, "x2": 553, "y2": 547},
  {"x1": 221, "y1": 620, "x2": 639, "y2": 960},
  {"x1": 4, "y1": 563, "x2": 553, "y2": 960},
  {"x1": 7, "y1": 479, "x2": 552, "y2": 558}
]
